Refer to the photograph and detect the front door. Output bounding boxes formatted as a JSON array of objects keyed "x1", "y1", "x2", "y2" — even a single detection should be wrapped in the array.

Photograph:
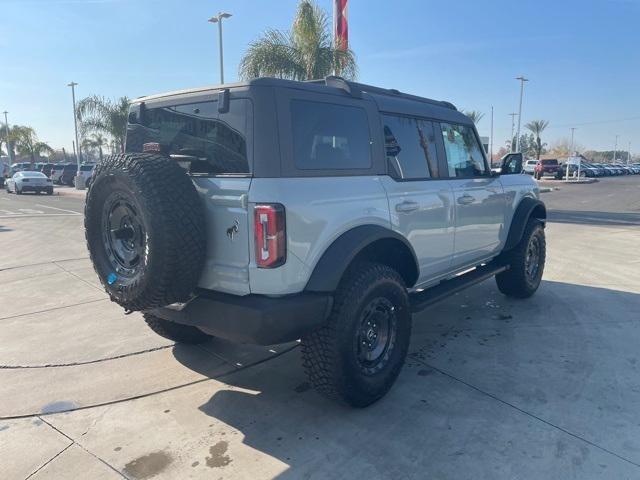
[
  {"x1": 380, "y1": 114, "x2": 455, "y2": 283},
  {"x1": 438, "y1": 122, "x2": 506, "y2": 266}
]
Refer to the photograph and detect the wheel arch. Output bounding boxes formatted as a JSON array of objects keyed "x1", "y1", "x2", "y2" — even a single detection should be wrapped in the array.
[
  {"x1": 504, "y1": 197, "x2": 546, "y2": 251},
  {"x1": 304, "y1": 225, "x2": 419, "y2": 293}
]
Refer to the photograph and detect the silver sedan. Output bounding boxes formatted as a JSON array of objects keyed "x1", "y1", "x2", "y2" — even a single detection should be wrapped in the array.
[{"x1": 5, "y1": 171, "x2": 54, "y2": 195}]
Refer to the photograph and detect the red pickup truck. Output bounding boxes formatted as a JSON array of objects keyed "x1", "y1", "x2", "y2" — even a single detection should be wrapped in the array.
[{"x1": 534, "y1": 159, "x2": 560, "y2": 179}]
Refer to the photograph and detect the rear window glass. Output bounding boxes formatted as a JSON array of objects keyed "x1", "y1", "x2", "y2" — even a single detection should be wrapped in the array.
[
  {"x1": 541, "y1": 159, "x2": 558, "y2": 165},
  {"x1": 126, "y1": 99, "x2": 251, "y2": 175},
  {"x1": 290, "y1": 100, "x2": 371, "y2": 170}
]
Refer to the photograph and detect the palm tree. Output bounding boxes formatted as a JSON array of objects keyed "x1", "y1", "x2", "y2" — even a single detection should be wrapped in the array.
[
  {"x1": 82, "y1": 133, "x2": 108, "y2": 162},
  {"x1": 239, "y1": 0, "x2": 357, "y2": 81},
  {"x1": 464, "y1": 110, "x2": 484, "y2": 125},
  {"x1": 76, "y1": 95, "x2": 129, "y2": 153},
  {"x1": 13, "y1": 126, "x2": 53, "y2": 165},
  {"x1": 525, "y1": 120, "x2": 550, "y2": 159}
]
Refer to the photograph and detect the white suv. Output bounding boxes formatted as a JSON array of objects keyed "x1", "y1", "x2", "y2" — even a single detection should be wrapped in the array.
[{"x1": 85, "y1": 77, "x2": 546, "y2": 407}]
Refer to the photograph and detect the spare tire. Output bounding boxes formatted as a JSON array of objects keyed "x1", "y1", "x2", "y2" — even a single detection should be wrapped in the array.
[{"x1": 85, "y1": 153, "x2": 206, "y2": 311}]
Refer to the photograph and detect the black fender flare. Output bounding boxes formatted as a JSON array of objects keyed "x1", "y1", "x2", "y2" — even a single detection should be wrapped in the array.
[
  {"x1": 504, "y1": 197, "x2": 546, "y2": 251},
  {"x1": 304, "y1": 225, "x2": 419, "y2": 293}
]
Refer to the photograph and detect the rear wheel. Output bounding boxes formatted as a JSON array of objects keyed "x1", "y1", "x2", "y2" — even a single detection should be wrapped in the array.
[
  {"x1": 302, "y1": 263, "x2": 411, "y2": 407},
  {"x1": 143, "y1": 313, "x2": 211, "y2": 344},
  {"x1": 496, "y1": 219, "x2": 546, "y2": 298}
]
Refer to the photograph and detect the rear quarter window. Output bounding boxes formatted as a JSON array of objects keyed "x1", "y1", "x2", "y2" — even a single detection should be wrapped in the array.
[
  {"x1": 126, "y1": 98, "x2": 251, "y2": 176},
  {"x1": 290, "y1": 100, "x2": 371, "y2": 170}
]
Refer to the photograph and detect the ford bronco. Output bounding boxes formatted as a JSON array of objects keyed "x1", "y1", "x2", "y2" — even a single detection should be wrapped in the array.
[{"x1": 85, "y1": 76, "x2": 546, "y2": 407}]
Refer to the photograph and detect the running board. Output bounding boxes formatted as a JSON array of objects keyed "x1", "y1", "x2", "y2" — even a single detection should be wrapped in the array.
[{"x1": 410, "y1": 262, "x2": 508, "y2": 313}]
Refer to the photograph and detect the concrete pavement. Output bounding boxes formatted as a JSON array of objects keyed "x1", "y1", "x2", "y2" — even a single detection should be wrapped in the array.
[{"x1": 1, "y1": 177, "x2": 640, "y2": 479}]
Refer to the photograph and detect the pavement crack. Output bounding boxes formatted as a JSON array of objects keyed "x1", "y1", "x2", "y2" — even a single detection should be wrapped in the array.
[
  {"x1": 0, "y1": 298, "x2": 108, "y2": 321},
  {"x1": 0, "y1": 257, "x2": 89, "y2": 273},
  {"x1": 37, "y1": 415, "x2": 127, "y2": 479},
  {"x1": 24, "y1": 442, "x2": 74, "y2": 480},
  {"x1": 410, "y1": 356, "x2": 640, "y2": 469},
  {"x1": 0, "y1": 345, "x2": 174, "y2": 369},
  {"x1": 53, "y1": 260, "x2": 104, "y2": 292}
]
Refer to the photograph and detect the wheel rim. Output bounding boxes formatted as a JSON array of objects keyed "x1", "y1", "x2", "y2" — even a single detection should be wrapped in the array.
[
  {"x1": 525, "y1": 235, "x2": 541, "y2": 281},
  {"x1": 356, "y1": 297, "x2": 397, "y2": 375},
  {"x1": 101, "y1": 191, "x2": 147, "y2": 282}
]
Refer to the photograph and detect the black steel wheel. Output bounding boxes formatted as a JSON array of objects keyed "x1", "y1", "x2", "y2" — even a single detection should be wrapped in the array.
[
  {"x1": 85, "y1": 153, "x2": 206, "y2": 311},
  {"x1": 302, "y1": 262, "x2": 411, "y2": 407},
  {"x1": 496, "y1": 218, "x2": 546, "y2": 298}
]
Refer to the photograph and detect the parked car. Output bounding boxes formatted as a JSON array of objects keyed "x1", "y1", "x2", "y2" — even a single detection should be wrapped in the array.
[
  {"x1": 84, "y1": 76, "x2": 547, "y2": 407},
  {"x1": 75, "y1": 163, "x2": 96, "y2": 187},
  {"x1": 10, "y1": 162, "x2": 32, "y2": 174},
  {"x1": 40, "y1": 163, "x2": 56, "y2": 177},
  {"x1": 534, "y1": 159, "x2": 560, "y2": 179},
  {"x1": 50, "y1": 163, "x2": 70, "y2": 184},
  {"x1": 522, "y1": 159, "x2": 537, "y2": 174},
  {"x1": 5, "y1": 171, "x2": 53, "y2": 195}
]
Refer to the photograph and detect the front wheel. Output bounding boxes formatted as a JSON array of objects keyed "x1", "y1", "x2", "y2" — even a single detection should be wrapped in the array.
[
  {"x1": 15, "y1": 187, "x2": 22, "y2": 195},
  {"x1": 302, "y1": 263, "x2": 412, "y2": 407},
  {"x1": 496, "y1": 219, "x2": 546, "y2": 298}
]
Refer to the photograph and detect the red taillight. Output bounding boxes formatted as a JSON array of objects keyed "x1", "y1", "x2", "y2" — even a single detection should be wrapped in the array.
[{"x1": 254, "y1": 204, "x2": 286, "y2": 268}]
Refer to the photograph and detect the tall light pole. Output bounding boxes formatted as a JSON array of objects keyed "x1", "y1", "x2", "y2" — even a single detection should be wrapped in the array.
[
  {"x1": 68, "y1": 81, "x2": 83, "y2": 189},
  {"x1": 208, "y1": 12, "x2": 232, "y2": 84},
  {"x1": 515, "y1": 76, "x2": 529, "y2": 153},
  {"x1": 2, "y1": 111, "x2": 10, "y2": 162},
  {"x1": 627, "y1": 141, "x2": 631, "y2": 165},
  {"x1": 613, "y1": 134, "x2": 619, "y2": 164},
  {"x1": 508, "y1": 112, "x2": 518, "y2": 152},
  {"x1": 489, "y1": 106, "x2": 494, "y2": 166}
]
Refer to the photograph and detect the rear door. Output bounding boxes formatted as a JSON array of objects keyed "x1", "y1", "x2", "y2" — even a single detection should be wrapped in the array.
[
  {"x1": 437, "y1": 122, "x2": 506, "y2": 266},
  {"x1": 379, "y1": 114, "x2": 455, "y2": 282},
  {"x1": 126, "y1": 95, "x2": 254, "y2": 295}
]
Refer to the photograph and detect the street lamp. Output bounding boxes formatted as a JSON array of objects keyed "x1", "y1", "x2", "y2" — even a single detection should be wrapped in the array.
[
  {"x1": 515, "y1": 76, "x2": 529, "y2": 153},
  {"x1": 208, "y1": 12, "x2": 232, "y2": 84},
  {"x1": 68, "y1": 81, "x2": 83, "y2": 190},
  {"x1": 613, "y1": 134, "x2": 619, "y2": 163}
]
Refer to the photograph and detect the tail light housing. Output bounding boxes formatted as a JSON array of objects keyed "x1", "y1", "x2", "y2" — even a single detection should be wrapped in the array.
[{"x1": 254, "y1": 204, "x2": 286, "y2": 268}]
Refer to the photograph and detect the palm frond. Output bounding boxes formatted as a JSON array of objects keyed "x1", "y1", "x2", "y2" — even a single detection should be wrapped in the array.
[{"x1": 239, "y1": 30, "x2": 304, "y2": 80}]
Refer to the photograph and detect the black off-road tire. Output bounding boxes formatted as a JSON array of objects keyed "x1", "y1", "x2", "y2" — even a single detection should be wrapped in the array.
[
  {"x1": 85, "y1": 153, "x2": 206, "y2": 311},
  {"x1": 496, "y1": 218, "x2": 545, "y2": 298},
  {"x1": 143, "y1": 313, "x2": 211, "y2": 344},
  {"x1": 301, "y1": 262, "x2": 412, "y2": 408}
]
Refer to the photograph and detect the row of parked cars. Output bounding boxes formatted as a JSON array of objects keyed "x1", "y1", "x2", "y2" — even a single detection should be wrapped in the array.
[
  {"x1": 8, "y1": 162, "x2": 96, "y2": 187},
  {"x1": 522, "y1": 158, "x2": 640, "y2": 179}
]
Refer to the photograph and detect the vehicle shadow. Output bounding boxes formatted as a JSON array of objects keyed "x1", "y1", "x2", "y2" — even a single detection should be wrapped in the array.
[
  {"x1": 0, "y1": 224, "x2": 11, "y2": 232},
  {"x1": 172, "y1": 279, "x2": 640, "y2": 478},
  {"x1": 547, "y1": 209, "x2": 640, "y2": 226}
]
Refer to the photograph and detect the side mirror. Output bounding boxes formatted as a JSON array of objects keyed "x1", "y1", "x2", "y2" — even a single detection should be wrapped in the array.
[{"x1": 500, "y1": 153, "x2": 523, "y2": 175}]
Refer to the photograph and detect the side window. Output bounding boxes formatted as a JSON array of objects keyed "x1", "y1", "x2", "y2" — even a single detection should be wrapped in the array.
[
  {"x1": 439, "y1": 123, "x2": 487, "y2": 177},
  {"x1": 290, "y1": 100, "x2": 371, "y2": 170},
  {"x1": 383, "y1": 115, "x2": 438, "y2": 179}
]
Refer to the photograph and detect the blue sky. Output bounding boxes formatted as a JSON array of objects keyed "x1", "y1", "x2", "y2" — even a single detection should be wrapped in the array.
[{"x1": 2, "y1": 0, "x2": 639, "y2": 155}]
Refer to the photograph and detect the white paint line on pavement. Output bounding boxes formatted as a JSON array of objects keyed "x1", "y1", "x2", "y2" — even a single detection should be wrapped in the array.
[
  {"x1": 0, "y1": 213, "x2": 81, "y2": 219},
  {"x1": 35, "y1": 204, "x2": 82, "y2": 215}
]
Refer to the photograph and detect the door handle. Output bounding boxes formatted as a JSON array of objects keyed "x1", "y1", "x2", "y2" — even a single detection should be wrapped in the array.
[
  {"x1": 395, "y1": 201, "x2": 419, "y2": 213},
  {"x1": 457, "y1": 194, "x2": 475, "y2": 205}
]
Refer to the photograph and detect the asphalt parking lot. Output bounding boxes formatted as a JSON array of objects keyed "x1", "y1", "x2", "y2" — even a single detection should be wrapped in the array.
[{"x1": 1, "y1": 176, "x2": 640, "y2": 479}]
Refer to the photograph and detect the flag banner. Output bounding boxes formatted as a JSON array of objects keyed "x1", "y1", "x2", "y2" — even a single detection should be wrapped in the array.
[{"x1": 334, "y1": 0, "x2": 348, "y2": 50}]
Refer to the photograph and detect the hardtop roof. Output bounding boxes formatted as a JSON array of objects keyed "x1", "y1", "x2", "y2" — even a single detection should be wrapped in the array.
[{"x1": 133, "y1": 76, "x2": 470, "y2": 125}]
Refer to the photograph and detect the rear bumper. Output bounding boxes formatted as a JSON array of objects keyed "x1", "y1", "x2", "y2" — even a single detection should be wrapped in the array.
[
  {"x1": 20, "y1": 185, "x2": 52, "y2": 192},
  {"x1": 149, "y1": 291, "x2": 333, "y2": 345}
]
